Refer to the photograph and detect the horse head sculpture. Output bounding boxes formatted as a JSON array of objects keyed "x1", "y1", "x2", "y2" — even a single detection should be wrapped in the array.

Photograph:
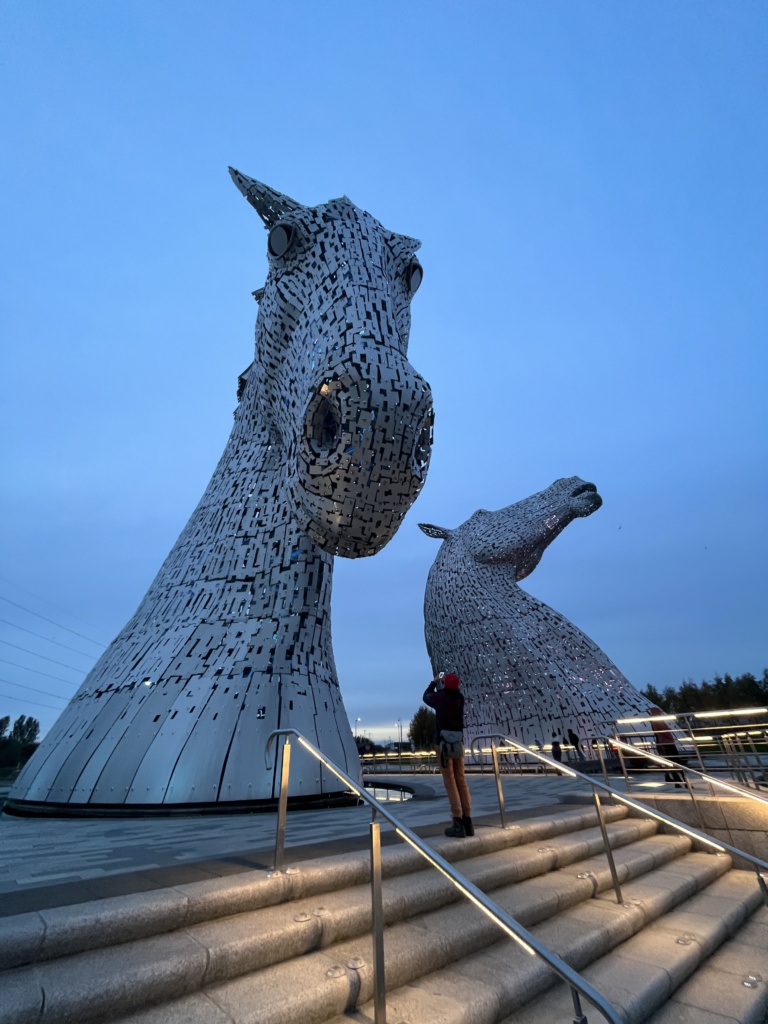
[
  {"x1": 7, "y1": 174, "x2": 432, "y2": 812},
  {"x1": 230, "y1": 169, "x2": 433, "y2": 557},
  {"x1": 422, "y1": 477, "x2": 602, "y2": 578},
  {"x1": 419, "y1": 477, "x2": 652, "y2": 750}
]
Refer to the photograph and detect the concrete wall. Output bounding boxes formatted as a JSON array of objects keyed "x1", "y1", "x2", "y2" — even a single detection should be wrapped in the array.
[{"x1": 628, "y1": 793, "x2": 768, "y2": 870}]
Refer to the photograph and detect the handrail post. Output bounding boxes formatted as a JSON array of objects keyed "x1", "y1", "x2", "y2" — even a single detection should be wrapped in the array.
[
  {"x1": 593, "y1": 789, "x2": 623, "y2": 905},
  {"x1": 571, "y1": 985, "x2": 589, "y2": 1024},
  {"x1": 594, "y1": 740, "x2": 612, "y2": 790},
  {"x1": 756, "y1": 869, "x2": 768, "y2": 907},
  {"x1": 490, "y1": 740, "x2": 507, "y2": 829},
  {"x1": 615, "y1": 743, "x2": 633, "y2": 794},
  {"x1": 726, "y1": 735, "x2": 748, "y2": 786},
  {"x1": 681, "y1": 771, "x2": 707, "y2": 832},
  {"x1": 681, "y1": 714, "x2": 708, "y2": 775},
  {"x1": 741, "y1": 733, "x2": 761, "y2": 789},
  {"x1": 746, "y1": 732, "x2": 764, "y2": 784},
  {"x1": 273, "y1": 737, "x2": 291, "y2": 871},
  {"x1": 370, "y1": 811, "x2": 387, "y2": 1024}
]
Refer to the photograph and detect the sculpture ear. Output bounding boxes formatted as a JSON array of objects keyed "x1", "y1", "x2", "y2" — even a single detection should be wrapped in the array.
[
  {"x1": 418, "y1": 523, "x2": 451, "y2": 540},
  {"x1": 229, "y1": 168, "x2": 303, "y2": 228}
]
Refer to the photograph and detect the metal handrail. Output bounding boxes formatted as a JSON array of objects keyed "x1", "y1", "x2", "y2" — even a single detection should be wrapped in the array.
[
  {"x1": 471, "y1": 734, "x2": 626, "y2": 904},
  {"x1": 265, "y1": 727, "x2": 623, "y2": 1024},
  {"x1": 471, "y1": 734, "x2": 768, "y2": 907},
  {"x1": 615, "y1": 708, "x2": 768, "y2": 788},
  {"x1": 600, "y1": 734, "x2": 768, "y2": 807}
]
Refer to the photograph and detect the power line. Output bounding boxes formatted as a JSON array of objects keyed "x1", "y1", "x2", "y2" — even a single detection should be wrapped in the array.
[
  {"x1": 0, "y1": 639, "x2": 89, "y2": 674},
  {"x1": 0, "y1": 691, "x2": 67, "y2": 712},
  {"x1": 0, "y1": 658, "x2": 77, "y2": 686},
  {"x1": 0, "y1": 617, "x2": 100, "y2": 659},
  {"x1": 0, "y1": 595, "x2": 105, "y2": 649},
  {"x1": 0, "y1": 678, "x2": 68, "y2": 702},
  {"x1": 0, "y1": 574, "x2": 111, "y2": 639}
]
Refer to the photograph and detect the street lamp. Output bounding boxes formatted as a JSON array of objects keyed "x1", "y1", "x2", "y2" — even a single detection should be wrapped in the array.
[
  {"x1": 355, "y1": 717, "x2": 362, "y2": 740},
  {"x1": 397, "y1": 718, "x2": 403, "y2": 774}
]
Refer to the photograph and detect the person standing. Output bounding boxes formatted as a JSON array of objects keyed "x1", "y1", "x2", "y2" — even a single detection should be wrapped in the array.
[
  {"x1": 551, "y1": 734, "x2": 563, "y2": 763},
  {"x1": 648, "y1": 707, "x2": 685, "y2": 786},
  {"x1": 423, "y1": 673, "x2": 473, "y2": 837},
  {"x1": 567, "y1": 727, "x2": 586, "y2": 761}
]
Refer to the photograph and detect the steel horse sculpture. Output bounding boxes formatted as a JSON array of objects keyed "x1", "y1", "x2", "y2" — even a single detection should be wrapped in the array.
[
  {"x1": 420, "y1": 478, "x2": 652, "y2": 752},
  {"x1": 9, "y1": 171, "x2": 433, "y2": 813}
]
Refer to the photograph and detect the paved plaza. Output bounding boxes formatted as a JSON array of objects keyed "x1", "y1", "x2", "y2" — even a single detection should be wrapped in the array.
[{"x1": 0, "y1": 771, "x2": 680, "y2": 918}]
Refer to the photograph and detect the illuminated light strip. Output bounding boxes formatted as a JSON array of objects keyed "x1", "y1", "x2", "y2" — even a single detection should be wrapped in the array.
[
  {"x1": 693, "y1": 708, "x2": 767, "y2": 719},
  {"x1": 616, "y1": 714, "x2": 677, "y2": 724},
  {"x1": 488, "y1": 744, "x2": 579, "y2": 779},
  {"x1": 618, "y1": 708, "x2": 768, "y2": 725},
  {"x1": 394, "y1": 828, "x2": 536, "y2": 956},
  {"x1": 609, "y1": 737, "x2": 679, "y2": 770},
  {"x1": 297, "y1": 737, "x2": 363, "y2": 795},
  {"x1": 697, "y1": 776, "x2": 768, "y2": 805}
]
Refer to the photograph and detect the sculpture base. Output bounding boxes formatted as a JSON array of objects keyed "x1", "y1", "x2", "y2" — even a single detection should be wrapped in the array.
[{"x1": 2, "y1": 791, "x2": 360, "y2": 819}]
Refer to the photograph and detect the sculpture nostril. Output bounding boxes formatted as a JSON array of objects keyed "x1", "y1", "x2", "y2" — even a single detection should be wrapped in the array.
[{"x1": 308, "y1": 394, "x2": 342, "y2": 456}]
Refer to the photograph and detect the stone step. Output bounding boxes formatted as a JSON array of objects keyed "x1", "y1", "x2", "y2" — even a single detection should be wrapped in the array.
[
  {"x1": 0, "y1": 808, "x2": 638, "y2": 1024},
  {"x1": 109, "y1": 832, "x2": 704, "y2": 1024},
  {"x1": 645, "y1": 904, "x2": 768, "y2": 1024},
  {"x1": 0, "y1": 804, "x2": 625, "y2": 972},
  {"x1": 321, "y1": 854, "x2": 745, "y2": 1024},
  {"x1": 497, "y1": 872, "x2": 768, "y2": 1024},
  {"x1": 6, "y1": 802, "x2": 762, "y2": 1024}
]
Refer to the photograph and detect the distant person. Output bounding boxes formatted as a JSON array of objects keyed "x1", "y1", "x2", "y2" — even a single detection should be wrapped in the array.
[
  {"x1": 551, "y1": 734, "x2": 563, "y2": 763},
  {"x1": 648, "y1": 707, "x2": 685, "y2": 786},
  {"x1": 567, "y1": 727, "x2": 586, "y2": 761},
  {"x1": 423, "y1": 673, "x2": 473, "y2": 837}
]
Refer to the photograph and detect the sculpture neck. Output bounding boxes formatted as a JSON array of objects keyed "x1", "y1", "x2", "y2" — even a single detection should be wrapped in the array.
[{"x1": 122, "y1": 392, "x2": 335, "y2": 652}]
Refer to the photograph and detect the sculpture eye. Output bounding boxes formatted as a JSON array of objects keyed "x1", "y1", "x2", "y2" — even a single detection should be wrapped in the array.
[
  {"x1": 268, "y1": 223, "x2": 296, "y2": 258},
  {"x1": 406, "y1": 261, "x2": 423, "y2": 295}
]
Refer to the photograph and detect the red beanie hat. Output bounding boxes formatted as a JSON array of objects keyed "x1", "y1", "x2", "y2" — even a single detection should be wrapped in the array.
[{"x1": 443, "y1": 673, "x2": 460, "y2": 689}]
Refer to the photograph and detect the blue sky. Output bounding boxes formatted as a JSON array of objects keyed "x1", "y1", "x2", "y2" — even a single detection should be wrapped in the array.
[{"x1": 1, "y1": 1, "x2": 766, "y2": 744}]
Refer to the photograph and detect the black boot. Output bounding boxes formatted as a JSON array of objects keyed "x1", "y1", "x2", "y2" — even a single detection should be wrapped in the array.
[
  {"x1": 462, "y1": 816, "x2": 474, "y2": 836},
  {"x1": 444, "y1": 816, "x2": 466, "y2": 837}
]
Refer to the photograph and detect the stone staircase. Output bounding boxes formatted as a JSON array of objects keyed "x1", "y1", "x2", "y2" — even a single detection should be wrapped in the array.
[{"x1": 2, "y1": 804, "x2": 766, "y2": 1024}]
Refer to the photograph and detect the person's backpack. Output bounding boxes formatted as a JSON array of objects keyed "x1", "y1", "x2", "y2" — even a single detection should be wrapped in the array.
[{"x1": 439, "y1": 729, "x2": 464, "y2": 767}]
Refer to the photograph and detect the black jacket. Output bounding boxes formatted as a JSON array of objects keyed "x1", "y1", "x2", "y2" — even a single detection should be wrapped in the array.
[{"x1": 423, "y1": 681, "x2": 464, "y2": 742}]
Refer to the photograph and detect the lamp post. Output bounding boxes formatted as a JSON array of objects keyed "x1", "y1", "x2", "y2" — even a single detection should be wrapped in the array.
[
  {"x1": 397, "y1": 718, "x2": 403, "y2": 774},
  {"x1": 355, "y1": 717, "x2": 362, "y2": 741}
]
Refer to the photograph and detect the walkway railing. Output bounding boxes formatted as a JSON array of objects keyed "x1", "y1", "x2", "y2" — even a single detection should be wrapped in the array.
[
  {"x1": 266, "y1": 727, "x2": 624, "y2": 1024},
  {"x1": 615, "y1": 707, "x2": 768, "y2": 788},
  {"x1": 597, "y1": 734, "x2": 768, "y2": 835},
  {"x1": 471, "y1": 734, "x2": 768, "y2": 909}
]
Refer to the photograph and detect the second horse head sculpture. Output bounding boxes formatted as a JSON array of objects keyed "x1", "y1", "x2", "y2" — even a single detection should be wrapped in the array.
[{"x1": 420, "y1": 477, "x2": 652, "y2": 753}]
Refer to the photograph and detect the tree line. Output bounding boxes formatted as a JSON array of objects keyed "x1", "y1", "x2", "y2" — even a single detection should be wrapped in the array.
[
  {"x1": 0, "y1": 715, "x2": 41, "y2": 770},
  {"x1": 640, "y1": 670, "x2": 768, "y2": 715}
]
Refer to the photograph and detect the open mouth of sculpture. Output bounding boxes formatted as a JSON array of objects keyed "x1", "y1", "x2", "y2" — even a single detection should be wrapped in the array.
[
  {"x1": 571, "y1": 482, "x2": 597, "y2": 498},
  {"x1": 570, "y1": 481, "x2": 602, "y2": 515}
]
